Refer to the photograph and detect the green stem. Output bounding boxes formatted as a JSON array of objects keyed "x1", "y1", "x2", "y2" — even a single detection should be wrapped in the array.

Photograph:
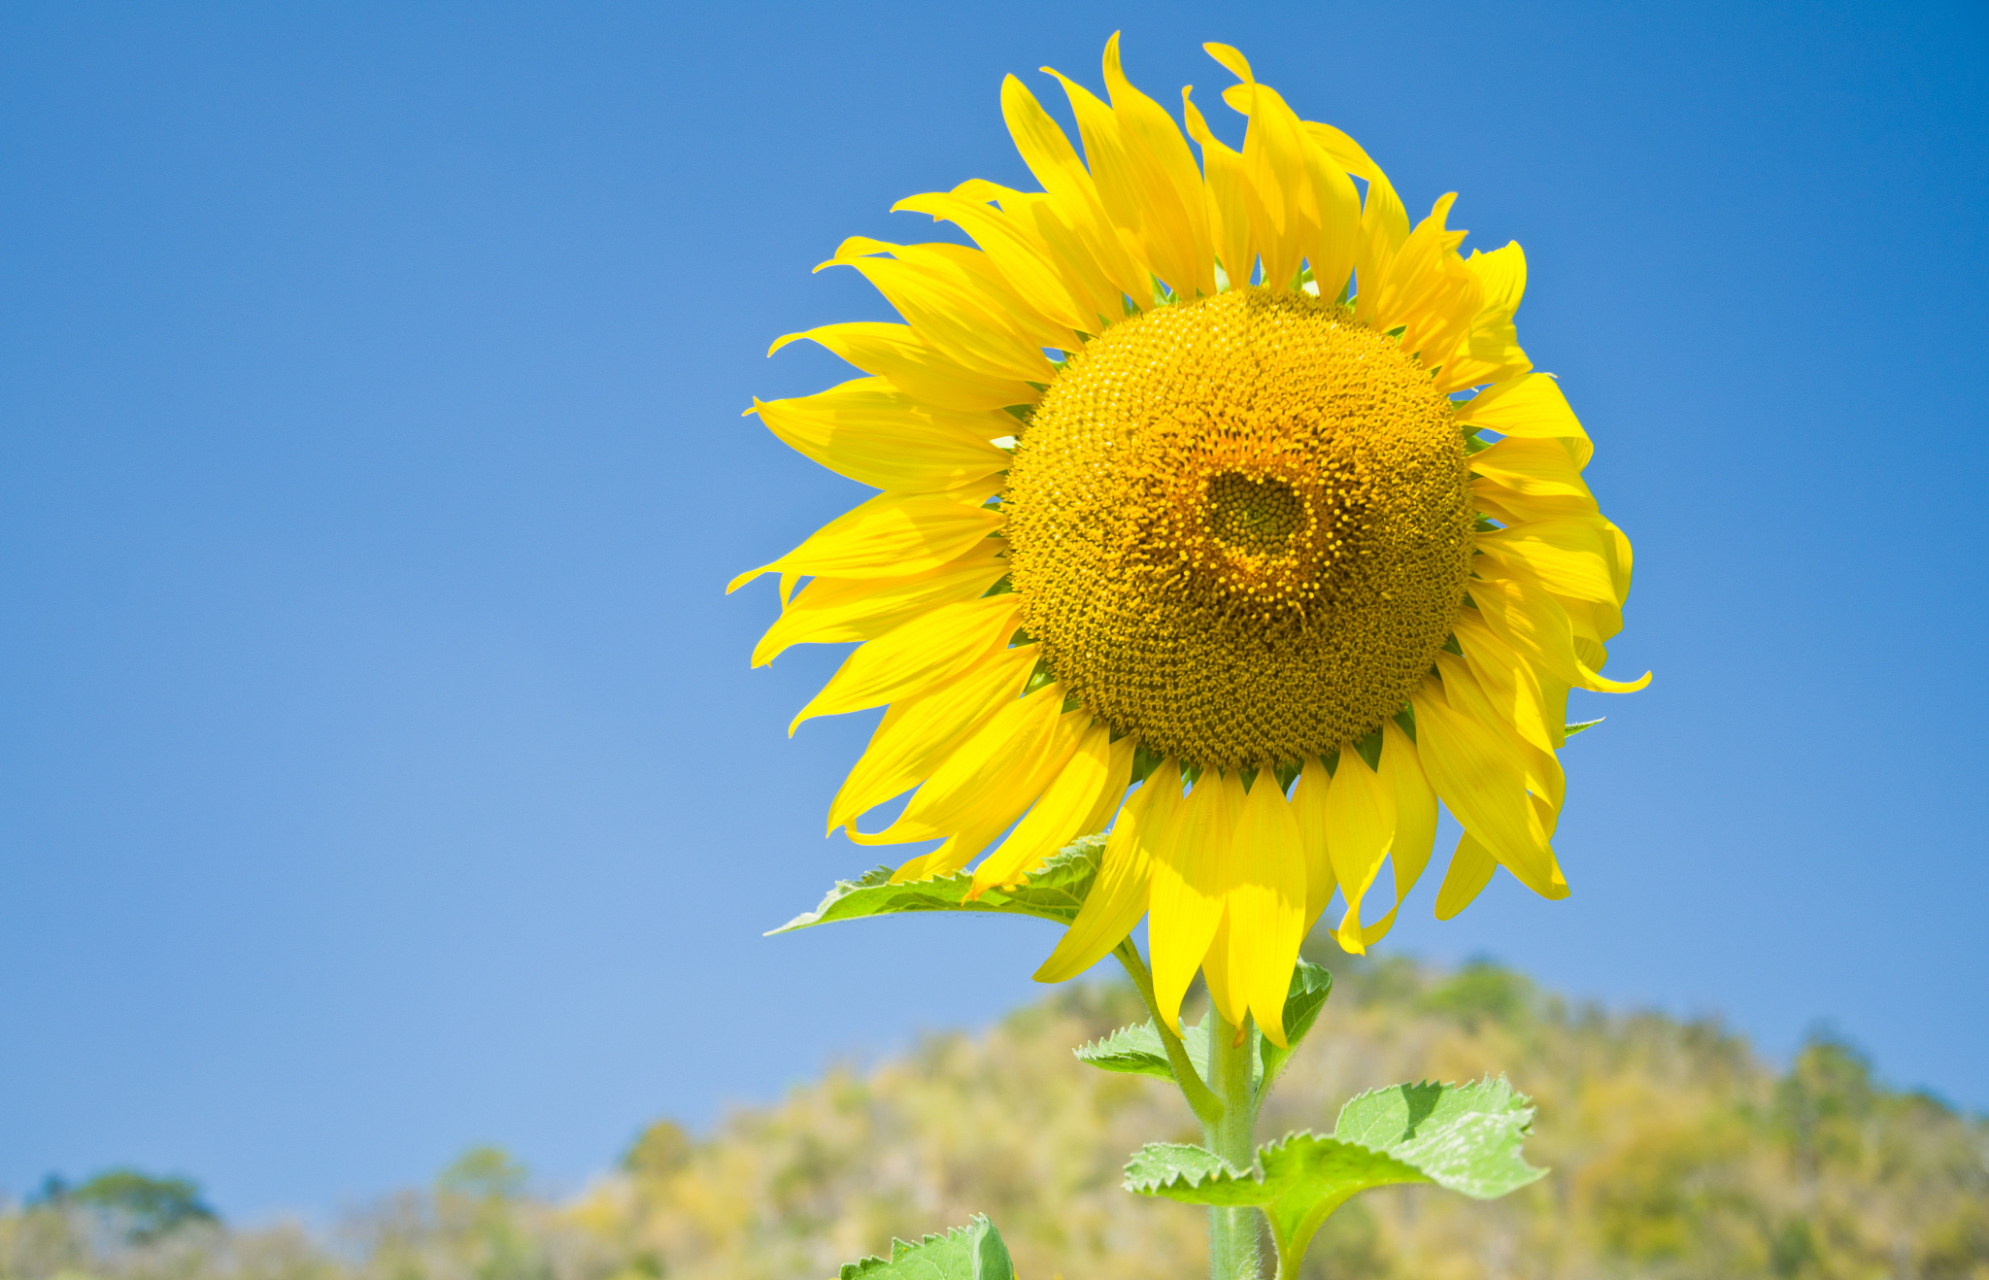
[
  {"x1": 1203, "y1": 1013, "x2": 1262, "y2": 1280},
  {"x1": 1111, "y1": 939, "x2": 1223, "y2": 1126},
  {"x1": 1109, "y1": 940, "x2": 1262, "y2": 1279}
]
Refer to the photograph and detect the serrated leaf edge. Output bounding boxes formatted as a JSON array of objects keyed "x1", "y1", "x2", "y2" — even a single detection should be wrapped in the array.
[
  {"x1": 837, "y1": 1214, "x2": 1000, "y2": 1280},
  {"x1": 1328, "y1": 1075, "x2": 1548, "y2": 1197},
  {"x1": 1122, "y1": 1143, "x2": 1264, "y2": 1195},
  {"x1": 1073, "y1": 1022, "x2": 1169, "y2": 1066}
]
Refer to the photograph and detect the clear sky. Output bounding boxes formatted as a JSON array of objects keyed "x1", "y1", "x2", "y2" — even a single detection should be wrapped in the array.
[{"x1": 3, "y1": 0, "x2": 1984, "y2": 1221}]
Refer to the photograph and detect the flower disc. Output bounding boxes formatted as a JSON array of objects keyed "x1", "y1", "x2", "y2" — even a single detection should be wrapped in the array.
[{"x1": 1005, "y1": 289, "x2": 1474, "y2": 768}]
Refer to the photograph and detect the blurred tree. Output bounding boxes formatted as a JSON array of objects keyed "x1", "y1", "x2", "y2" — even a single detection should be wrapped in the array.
[
  {"x1": 620, "y1": 1124, "x2": 692, "y2": 1181},
  {"x1": 69, "y1": 1168, "x2": 218, "y2": 1243},
  {"x1": 23, "y1": 1176, "x2": 69, "y2": 1208},
  {"x1": 5, "y1": 961, "x2": 1986, "y2": 1280},
  {"x1": 1417, "y1": 957, "x2": 1535, "y2": 1030},
  {"x1": 433, "y1": 1148, "x2": 548, "y2": 1280}
]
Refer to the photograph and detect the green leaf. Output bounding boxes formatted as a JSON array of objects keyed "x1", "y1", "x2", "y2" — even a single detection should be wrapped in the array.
[
  {"x1": 1565, "y1": 717, "x2": 1604, "y2": 737},
  {"x1": 1075, "y1": 1014, "x2": 1236, "y2": 1091},
  {"x1": 1074, "y1": 1020, "x2": 1176, "y2": 1081},
  {"x1": 1258, "y1": 960, "x2": 1333, "y2": 1096},
  {"x1": 1075, "y1": 1014, "x2": 1209, "y2": 1083},
  {"x1": 1122, "y1": 1144, "x2": 1270, "y2": 1207},
  {"x1": 1330, "y1": 1076, "x2": 1546, "y2": 1200},
  {"x1": 1079, "y1": 961, "x2": 1331, "y2": 1100},
  {"x1": 838, "y1": 1215, "x2": 1014, "y2": 1280},
  {"x1": 769, "y1": 837, "x2": 1103, "y2": 935},
  {"x1": 1123, "y1": 1077, "x2": 1545, "y2": 1276}
]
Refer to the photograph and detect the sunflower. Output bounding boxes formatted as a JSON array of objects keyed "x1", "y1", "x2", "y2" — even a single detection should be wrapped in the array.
[{"x1": 731, "y1": 36, "x2": 1647, "y2": 1043}]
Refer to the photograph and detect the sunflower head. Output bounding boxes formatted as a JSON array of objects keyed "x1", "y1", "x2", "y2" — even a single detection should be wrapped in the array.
[
  {"x1": 1006, "y1": 288, "x2": 1474, "y2": 770},
  {"x1": 734, "y1": 35, "x2": 1648, "y2": 1039}
]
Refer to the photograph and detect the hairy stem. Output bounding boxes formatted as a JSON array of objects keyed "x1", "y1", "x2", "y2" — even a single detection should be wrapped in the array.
[
  {"x1": 1203, "y1": 1012, "x2": 1262, "y2": 1280},
  {"x1": 1111, "y1": 939, "x2": 1223, "y2": 1126}
]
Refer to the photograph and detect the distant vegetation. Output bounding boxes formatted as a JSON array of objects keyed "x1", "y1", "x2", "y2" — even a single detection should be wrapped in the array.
[{"x1": 6, "y1": 954, "x2": 1985, "y2": 1280}]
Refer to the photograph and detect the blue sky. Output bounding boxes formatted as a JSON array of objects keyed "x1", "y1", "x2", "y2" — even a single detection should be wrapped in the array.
[{"x1": 3, "y1": 0, "x2": 1984, "y2": 1220}]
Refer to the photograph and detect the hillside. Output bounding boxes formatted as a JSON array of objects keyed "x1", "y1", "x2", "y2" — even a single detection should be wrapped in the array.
[{"x1": 7, "y1": 954, "x2": 1986, "y2": 1280}]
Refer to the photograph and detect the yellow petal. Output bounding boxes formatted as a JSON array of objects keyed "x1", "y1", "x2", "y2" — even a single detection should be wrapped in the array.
[
  {"x1": 851, "y1": 686, "x2": 1077, "y2": 844},
  {"x1": 1036, "y1": 63, "x2": 1171, "y2": 290},
  {"x1": 1476, "y1": 517, "x2": 1623, "y2": 606},
  {"x1": 750, "y1": 542, "x2": 1008, "y2": 667},
  {"x1": 1411, "y1": 672, "x2": 1568, "y2": 901},
  {"x1": 1352, "y1": 720, "x2": 1440, "y2": 948},
  {"x1": 1600, "y1": 518, "x2": 1635, "y2": 602},
  {"x1": 1100, "y1": 32, "x2": 1216, "y2": 297},
  {"x1": 1148, "y1": 769, "x2": 1240, "y2": 1029},
  {"x1": 1358, "y1": 193, "x2": 1482, "y2": 369},
  {"x1": 1453, "y1": 373, "x2": 1591, "y2": 468},
  {"x1": 1434, "y1": 830, "x2": 1499, "y2": 920},
  {"x1": 1302, "y1": 120, "x2": 1385, "y2": 185},
  {"x1": 888, "y1": 846, "x2": 953, "y2": 884},
  {"x1": 1470, "y1": 435, "x2": 1595, "y2": 505},
  {"x1": 1289, "y1": 757, "x2": 1337, "y2": 934},
  {"x1": 1324, "y1": 745, "x2": 1395, "y2": 954},
  {"x1": 1351, "y1": 159, "x2": 1411, "y2": 327},
  {"x1": 1181, "y1": 88, "x2": 1255, "y2": 289},
  {"x1": 1215, "y1": 71, "x2": 1359, "y2": 298},
  {"x1": 1384, "y1": 723, "x2": 1439, "y2": 876},
  {"x1": 728, "y1": 488, "x2": 1005, "y2": 595},
  {"x1": 1467, "y1": 241, "x2": 1528, "y2": 314},
  {"x1": 1436, "y1": 310, "x2": 1533, "y2": 395},
  {"x1": 749, "y1": 377, "x2": 1014, "y2": 493},
  {"x1": 991, "y1": 185, "x2": 1134, "y2": 327},
  {"x1": 827, "y1": 644, "x2": 1036, "y2": 832},
  {"x1": 1226, "y1": 771, "x2": 1306, "y2": 1045},
  {"x1": 1523, "y1": 737, "x2": 1567, "y2": 827},
  {"x1": 999, "y1": 74, "x2": 1149, "y2": 307},
  {"x1": 1072, "y1": 734, "x2": 1143, "y2": 839},
  {"x1": 1469, "y1": 571, "x2": 1649, "y2": 695},
  {"x1": 769, "y1": 321, "x2": 1039, "y2": 412},
  {"x1": 1199, "y1": 912, "x2": 1244, "y2": 1032},
  {"x1": 888, "y1": 809, "x2": 1014, "y2": 884},
  {"x1": 818, "y1": 239, "x2": 1061, "y2": 382},
  {"x1": 1294, "y1": 124, "x2": 1362, "y2": 301},
  {"x1": 920, "y1": 240, "x2": 1082, "y2": 351},
  {"x1": 1453, "y1": 609, "x2": 1561, "y2": 753},
  {"x1": 1472, "y1": 475, "x2": 1597, "y2": 527},
  {"x1": 1201, "y1": 41, "x2": 1253, "y2": 83},
  {"x1": 1471, "y1": 482, "x2": 1560, "y2": 530},
  {"x1": 1217, "y1": 77, "x2": 1296, "y2": 288},
  {"x1": 1423, "y1": 242, "x2": 1537, "y2": 393},
  {"x1": 1035, "y1": 758, "x2": 1180, "y2": 982},
  {"x1": 892, "y1": 188, "x2": 1094, "y2": 335},
  {"x1": 789, "y1": 595, "x2": 1021, "y2": 733},
  {"x1": 972, "y1": 722, "x2": 1133, "y2": 893},
  {"x1": 1435, "y1": 651, "x2": 1567, "y2": 837}
]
